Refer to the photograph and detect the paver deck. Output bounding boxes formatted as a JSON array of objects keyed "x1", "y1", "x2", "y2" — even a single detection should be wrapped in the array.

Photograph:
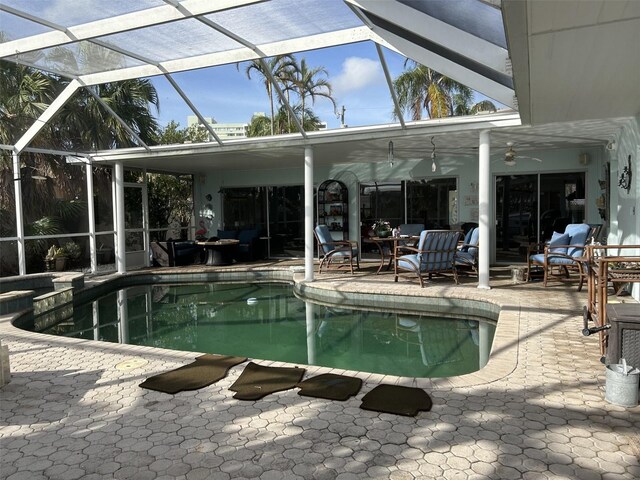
[{"x1": 1, "y1": 262, "x2": 639, "y2": 479}]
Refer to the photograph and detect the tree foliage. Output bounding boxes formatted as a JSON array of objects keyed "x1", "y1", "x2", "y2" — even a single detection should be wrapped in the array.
[{"x1": 393, "y1": 61, "x2": 497, "y2": 120}]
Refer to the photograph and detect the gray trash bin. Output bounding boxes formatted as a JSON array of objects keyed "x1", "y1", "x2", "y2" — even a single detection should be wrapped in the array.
[{"x1": 605, "y1": 360, "x2": 640, "y2": 407}]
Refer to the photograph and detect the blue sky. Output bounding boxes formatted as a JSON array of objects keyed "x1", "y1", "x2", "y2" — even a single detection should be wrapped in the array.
[
  {"x1": 149, "y1": 41, "x2": 498, "y2": 131},
  {"x1": 150, "y1": 42, "x2": 407, "y2": 131}
]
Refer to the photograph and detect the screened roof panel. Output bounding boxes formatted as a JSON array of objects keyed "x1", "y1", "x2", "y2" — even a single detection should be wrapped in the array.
[
  {"x1": 205, "y1": 0, "x2": 363, "y2": 46},
  {"x1": 16, "y1": 40, "x2": 147, "y2": 77},
  {"x1": 0, "y1": 11, "x2": 53, "y2": 40},
  {"x1": 99, "y1": 19, "x2": 247, "y2": 63},
  {"x1": 1, "y1": 0, "x2": 164, "y2": 28}
]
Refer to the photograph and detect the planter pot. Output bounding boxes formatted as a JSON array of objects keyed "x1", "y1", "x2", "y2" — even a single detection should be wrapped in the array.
[
  {"x1": 44, "y1": 259, "x2": 55, "y2": 271},
  {"x1": 55, "y1": 257, "x2": 68, "y2": 271},
  {"x1": 376, "y1": 230, "x2": 392, "y2": 238}
]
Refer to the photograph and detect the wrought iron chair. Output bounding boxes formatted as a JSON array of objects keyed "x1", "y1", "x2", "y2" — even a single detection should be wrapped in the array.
[
  {"x1": 314, "y1": 224, "x2": 359, "y2": 274},
  {"x1": 394, "y1": 230, "x2": 462, "y2": 287}
]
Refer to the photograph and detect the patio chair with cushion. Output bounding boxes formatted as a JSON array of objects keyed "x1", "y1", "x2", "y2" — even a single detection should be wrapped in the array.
[
  {"x1": 314, "y1": 224, "x2": 359, "y2": 274},
  {"x1": 394, "y1": 230, "x2": 463, "y2": 287},
  {"x1": 397, "y1": 223, "x2": 424, "y2": 247},
  {"x1": 527, "y1": 223, "x2": 592, "y2": 290},
  {"x1": 454, "y1": 227, "x2": 479, "y2": 277}
]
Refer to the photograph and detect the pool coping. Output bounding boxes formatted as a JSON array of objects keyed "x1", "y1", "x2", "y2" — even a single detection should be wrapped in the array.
[{"x1": 1, "y1": 266, "x2": 520, "y2": 391}]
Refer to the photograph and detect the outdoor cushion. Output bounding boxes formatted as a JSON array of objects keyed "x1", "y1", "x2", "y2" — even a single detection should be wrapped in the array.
[
  {"x1": 217, "y1": 230, "x2": 238, "y2": 239},
  {"x1": 238, "y1": 229, "x2": 259, "y2": 244},
  {"x1": 466, "y1": 227, "x2": 479, "y2": 255},
  {"x1": 530, "y1": 253, "x2": 577, "y2": 265},
  {"x1": 397, "y1": 254, "x2": 420, "y2": 270},
  {"x1": 565, "y1": 223, "x2": 591, "y2": 257},
  {"x1": 548, "y1": 232, "x2": 570, "y2": 254}
]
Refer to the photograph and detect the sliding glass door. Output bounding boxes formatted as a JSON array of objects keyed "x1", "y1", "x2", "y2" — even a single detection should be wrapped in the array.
[{"x1": 495, "y1": 172, "x2": 586, "y2": 263}]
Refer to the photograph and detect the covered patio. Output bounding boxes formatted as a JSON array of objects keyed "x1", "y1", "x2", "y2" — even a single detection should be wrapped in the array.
[
  {"x1": 1, "y1": 0, "x2": 638, "y2": 297},
  {"x1": 1, "y1": 1, "x2": 639, "y2": 478}
]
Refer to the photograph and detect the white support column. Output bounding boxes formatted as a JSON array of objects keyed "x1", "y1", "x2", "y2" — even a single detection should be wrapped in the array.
[
  {"x1": 142, "y1": 172, "x2": 150, "y2": 267},
  {"x1": 12, "y1": 152, "x2": 26, "y2": 275},
  {"x1": 304, "y1": 146, "x2": 315, "y2": 281},
  {"x1": 305, "y1": 301, "x2": 316, "y2": 365},
  {"x1": 86, "y1": 162, "x2": 97, "y2": 273},
  {"x1": 114, "y1": 161, "x2": 127, "y2": 274},
  {"x1": 478, "y1": 130, "x2": 491, "y2": 289}
]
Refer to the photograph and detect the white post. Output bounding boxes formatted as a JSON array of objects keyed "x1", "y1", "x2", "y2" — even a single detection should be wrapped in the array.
[
  {"x1": 86, "y1": 162, "x2": 97, "y2": 273},
  {"x1": 479, "y1": 321, "x2": 491, "y2": 368},
  {"x1": 114, "y1": 161, "x2": 126, "y2": 274},
  {"x1": 142, "y1": 172, "x2": 150, "y2": 267},
  {"x1": 12, "y1": 152, "x2": 26, "y2": 275},
  {"x1": 304, "y1": 146, "x2": 314, "y2": 281},
  {"x1": 305, "y1": 301, "x2": 316, "y2": 365},
  {"x1": 478, "y1": 130, "x2": 491, "y2": 289}
]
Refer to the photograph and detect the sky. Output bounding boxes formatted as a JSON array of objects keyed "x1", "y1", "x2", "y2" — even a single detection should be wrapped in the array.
[{"x1": 149, "y1": 42, "x2": 410, "y2": 131}]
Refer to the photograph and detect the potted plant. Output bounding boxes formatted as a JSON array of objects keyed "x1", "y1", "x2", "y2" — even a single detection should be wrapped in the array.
[
  {"x1": 50, "y1": 246, "x2": 67, "y2": 271},
  {"x1": 44, "y1": 245, "x2": 57, "y2": 271},
  {"x1": 60, "y1": 241, "x2": 82, "y2": 268},
  {"x1": 372, "y1": 220, "x2": 392, "y2": 238}
]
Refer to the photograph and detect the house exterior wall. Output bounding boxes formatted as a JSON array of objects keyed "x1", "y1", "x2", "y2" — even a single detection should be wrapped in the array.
[
  {"x1": 606, "y1": 116, "x2": 640, "y2": 300},
  {"x1": 198, "y1": 142, "x2": 605, "y2": 257}
]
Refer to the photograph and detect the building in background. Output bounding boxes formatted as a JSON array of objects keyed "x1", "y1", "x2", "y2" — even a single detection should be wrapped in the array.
[{"x1": 187, "y1": 115, "x2": 248, "y2": 140}]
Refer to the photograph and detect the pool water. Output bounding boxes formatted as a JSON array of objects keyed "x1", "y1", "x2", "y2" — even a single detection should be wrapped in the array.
[{"x1": 31, "y1": 283, "x2": 496, "y2": 378}]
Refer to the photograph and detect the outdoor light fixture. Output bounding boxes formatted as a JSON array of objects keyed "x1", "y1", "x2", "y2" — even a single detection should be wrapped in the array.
[
  {"x1": 388, "y1": 140, "x2": 394, "y2": 167},
  {"x1": 430, "y1": 136, "x2": 437, "y2": 173}
]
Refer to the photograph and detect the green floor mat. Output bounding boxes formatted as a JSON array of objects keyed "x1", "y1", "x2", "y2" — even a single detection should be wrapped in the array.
[
  {"x1": 229, "y1": 362, "x2": 305, "y2": 400},
  {"x1": 297, "y1": 373, "x2": 362, "y2": 401},
  {"x1": 139, "y1": 354, "x2": 246, "y2": 394},
  {"x1": 360, "y1": 384, "x2": 433, "y2": 417}
]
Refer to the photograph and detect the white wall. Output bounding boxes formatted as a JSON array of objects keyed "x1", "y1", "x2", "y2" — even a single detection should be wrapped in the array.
[
  {"x1": 606, "y1": 116, "x2": 640, "y2": 300},
  {"x1": 196, "y1": 141, "x2": 608, "y2": 253}
]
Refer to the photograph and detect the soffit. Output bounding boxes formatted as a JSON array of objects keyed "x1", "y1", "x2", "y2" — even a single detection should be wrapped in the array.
[
  {"x1": 504, "y1": 0, "x2": 640, "y2": 125},
  {"x1": 79, "y1": 114, "x2": 628, "y2": 175}
]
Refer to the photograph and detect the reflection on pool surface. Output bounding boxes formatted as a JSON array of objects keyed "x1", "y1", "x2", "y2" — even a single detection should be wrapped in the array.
[{"x1": 31, "y1": 283, "x2": 496, "y2": 378}]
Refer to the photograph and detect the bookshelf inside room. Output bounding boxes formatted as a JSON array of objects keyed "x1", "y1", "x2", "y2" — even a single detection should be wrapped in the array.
[{"x1": 317, "y1": 179, "x2": 349, "y2": 241}]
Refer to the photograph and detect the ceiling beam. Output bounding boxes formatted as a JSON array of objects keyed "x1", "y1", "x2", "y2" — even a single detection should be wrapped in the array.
[
  {"x1": 14, "y1": 79, "x2": 81, "y2": 154},
  {"x1": 76, "y1": 26, "x2": 375, "y2": 86},
  {"x1": 376, "y1": 44, "x2": 405, "y2": 129}
]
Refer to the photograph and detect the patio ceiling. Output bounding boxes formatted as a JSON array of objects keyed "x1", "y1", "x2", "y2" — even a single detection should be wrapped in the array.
[{"x1": 79, "y1": 113, "x2": 629, "y2": 175}]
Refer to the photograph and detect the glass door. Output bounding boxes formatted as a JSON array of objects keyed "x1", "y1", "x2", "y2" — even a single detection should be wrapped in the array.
[
  {"x1": 495, "y1": 172, "x2": 586, "y2": 263},
  {"x1": 495, "y1": 175, "x2": 537, "y2": 263}
]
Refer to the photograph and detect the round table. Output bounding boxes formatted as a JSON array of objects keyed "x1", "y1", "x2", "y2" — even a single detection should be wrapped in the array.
[{"x1": 196, "y1": 239, "x2": 239, "y2": 266}]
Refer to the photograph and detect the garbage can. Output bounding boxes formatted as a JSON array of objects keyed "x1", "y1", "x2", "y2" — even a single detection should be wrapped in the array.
[{"x1": 605, "y1": 361, "x2": 640, "y2": 407}]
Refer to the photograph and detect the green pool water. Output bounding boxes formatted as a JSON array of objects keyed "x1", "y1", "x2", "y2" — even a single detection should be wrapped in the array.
[{"x1": 31, "y1": 282, "x2": 496, "y2": 378}]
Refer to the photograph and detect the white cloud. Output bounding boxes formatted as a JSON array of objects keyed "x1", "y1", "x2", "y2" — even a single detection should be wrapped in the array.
[{"x1": 332, "y1": 57, "x2": 383, "y2": 97}]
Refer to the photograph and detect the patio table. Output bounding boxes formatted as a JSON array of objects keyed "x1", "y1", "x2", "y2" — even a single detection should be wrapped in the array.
[
  {"x1": 196, "y1": 239, "x2": 239, "y2": 266},
  {"x1": 368, "y1": 236, "x2": 419, "y2": 274}
]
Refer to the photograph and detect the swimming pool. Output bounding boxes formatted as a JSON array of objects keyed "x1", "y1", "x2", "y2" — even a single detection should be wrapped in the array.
[{"x1": 29, "y1": 282, "x2": 496, "y2": 378}]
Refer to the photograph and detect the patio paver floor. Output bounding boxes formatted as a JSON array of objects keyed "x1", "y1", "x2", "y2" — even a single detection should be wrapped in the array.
[{"x1": 1, "y1": 262, "x2": 639, "y2": 479}]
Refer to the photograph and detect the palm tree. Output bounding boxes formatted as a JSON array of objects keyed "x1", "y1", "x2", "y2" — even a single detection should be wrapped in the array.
[
  {"x1": 246, "y1": 106, "x2": 324, "y2": 137},
  {"x1": 393, "y1": 61, "x2": 494, "y2": 120},
  {"x1": 242, "y1": 55, "x2": 297, "y2": 136},
  {"x1": 286, "y1": 58, "x2": 336, "y2": 126},
  {"x1": 0, "y1": 59, "x2": 161, "y2": 272}
]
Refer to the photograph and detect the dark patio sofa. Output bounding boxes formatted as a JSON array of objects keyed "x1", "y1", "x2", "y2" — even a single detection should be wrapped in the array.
[
  {"x1": 151, "y1": 240, "x2": 202, "y2": 267},
  {"x1": 217, "y1": 229, "x2": 262, "y2": 261}
]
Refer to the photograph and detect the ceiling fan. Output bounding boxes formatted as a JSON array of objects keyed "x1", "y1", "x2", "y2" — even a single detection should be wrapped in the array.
[{"x1": 503, "y1": 142, "x2": 542, "y2": 166}]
